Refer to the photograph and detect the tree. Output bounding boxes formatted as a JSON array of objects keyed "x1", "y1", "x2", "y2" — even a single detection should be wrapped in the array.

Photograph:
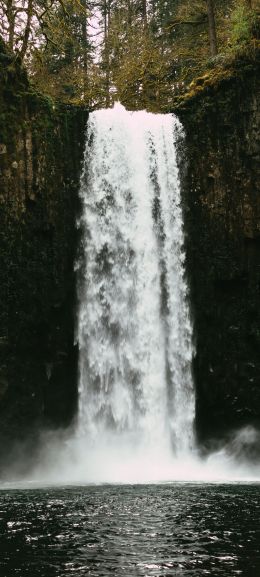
[
  {"x1": 28, "y1": 0, "x2": 94, "y2": 103},
  {"x1": 206, "y1": 0, "x2": 217, "y2": 56},
  {"x1": 0, "y1": 0, "x2": 257, "y2": 109},
  {"x1": 0, "y1": 0, "x2": 36, "y2": 62}
]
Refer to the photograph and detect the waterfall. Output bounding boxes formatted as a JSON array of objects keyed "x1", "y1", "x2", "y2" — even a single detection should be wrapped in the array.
[
  {"x1": 77, "y1": 103, "x2": 195, "y2": 463},
  {"x1": 8, "y1": 103, "x2": 259, "y2": 486}
]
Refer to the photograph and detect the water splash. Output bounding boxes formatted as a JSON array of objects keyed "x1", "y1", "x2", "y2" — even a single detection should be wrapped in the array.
[{"x1": 77, "y1": 103, "x2": 195, "y2": 462}]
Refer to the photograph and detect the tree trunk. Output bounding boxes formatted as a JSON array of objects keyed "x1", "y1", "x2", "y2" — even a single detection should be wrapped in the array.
[
  {"x1": 20, "y1": 0, "x2": 33, "y2": 62},
  {"x1": 104, "y1": 0, "x2": 110, "y2": 107},
  {"x1": 142, "y1": 0, "x2": 147, "y2": 27},
  {"x1": 6, "y1": 0, "x2": 15, "y2": 52},
  {"x1": 206, "y1": 0, "x2": 217, "y2": 57},
  {"x1": 81, "y1": 0, "x2": 88, "y2": 100}
]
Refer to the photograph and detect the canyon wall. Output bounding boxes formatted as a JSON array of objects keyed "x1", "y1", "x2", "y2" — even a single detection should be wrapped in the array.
[
  {"x1": 0, "y1": 43, "x2": 259, "y2": 458},
  {"x1": 0, "y1": 45, "x2": 87, "y2": 459},
  {"x1": 178, "y1": 58, "x2": 260, "y2": 444}
]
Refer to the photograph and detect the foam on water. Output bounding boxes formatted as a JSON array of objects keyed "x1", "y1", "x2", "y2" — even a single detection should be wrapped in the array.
[{"x1": 3, "y1": 426, "x2": 260, "y2": 487}]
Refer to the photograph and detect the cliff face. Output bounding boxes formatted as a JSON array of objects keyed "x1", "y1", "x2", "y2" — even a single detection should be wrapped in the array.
[
  {"x1": 0, "y1": 43, "x2": 259, "y2": 458},
  {"x1": 0, "y1": 48, "x2": 88, "y2": 457},
  {"x1": 178, "y1": 60, "x2": 260, "y2": 444}
]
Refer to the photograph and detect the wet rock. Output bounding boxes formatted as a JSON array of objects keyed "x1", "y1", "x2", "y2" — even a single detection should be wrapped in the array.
[
  {"x1": 178, "y1": 60, "x2": 260, "y2": 442},
  {"x1": 0, "y1": 43, "x2": 87, "y2": 458}
]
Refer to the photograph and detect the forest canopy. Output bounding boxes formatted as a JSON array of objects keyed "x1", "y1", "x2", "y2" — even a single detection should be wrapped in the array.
[{"x1": 0, "y1": 0, "x2": 259, "y2": 110}]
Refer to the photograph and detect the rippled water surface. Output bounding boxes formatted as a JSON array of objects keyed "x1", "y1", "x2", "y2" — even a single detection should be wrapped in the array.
[{"x1": 0, "y1": 484, "x2": 259, "y2": 576}]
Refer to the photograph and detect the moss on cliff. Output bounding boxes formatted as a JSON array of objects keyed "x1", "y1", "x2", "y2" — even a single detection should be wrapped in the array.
[{"x1": 173, "y1": 44, "x2": 260, "y2": 112}]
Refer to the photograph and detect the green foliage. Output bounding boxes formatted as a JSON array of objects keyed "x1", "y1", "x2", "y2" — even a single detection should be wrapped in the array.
[
  {"x1": 230, "y1": 1, "x2": 257, "y2": 47},
  {"x1": 0, "y1": 0, "x2": 258, "y2": 110},
  {"x1": 29, "y1": 1, "x2": 92, "y2": 103}
]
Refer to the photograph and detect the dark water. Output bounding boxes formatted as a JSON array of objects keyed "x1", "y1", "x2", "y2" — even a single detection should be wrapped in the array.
[{"x1": 0, "y1": 484, "x2": 259, "y2": 577}]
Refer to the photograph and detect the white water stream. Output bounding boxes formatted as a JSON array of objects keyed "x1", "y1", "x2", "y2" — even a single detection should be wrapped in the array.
[{"x1": 77, "y1": 103, "x2": 195, "y2": 462}]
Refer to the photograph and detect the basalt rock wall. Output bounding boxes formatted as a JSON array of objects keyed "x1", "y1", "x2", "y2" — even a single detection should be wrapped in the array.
[
  {"x1": 0, "y1": 45, "x2": 259, "y2": 457},
  {"x1": 0, "y1": 47, "x2": 87, "y2": 458},
  {"x1": 178, "y1": 60, "x2": 260, "y2": 444}
]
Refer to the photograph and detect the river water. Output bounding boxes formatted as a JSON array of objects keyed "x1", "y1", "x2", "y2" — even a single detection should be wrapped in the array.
[{"x1": 0, "y1": 483, "x2": 259, "y2": 576}]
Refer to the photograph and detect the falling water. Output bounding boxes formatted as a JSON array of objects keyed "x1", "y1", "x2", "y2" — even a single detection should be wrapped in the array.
[{"x1": 77, "y1": 103, "x2": 195, "y2": 464}]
